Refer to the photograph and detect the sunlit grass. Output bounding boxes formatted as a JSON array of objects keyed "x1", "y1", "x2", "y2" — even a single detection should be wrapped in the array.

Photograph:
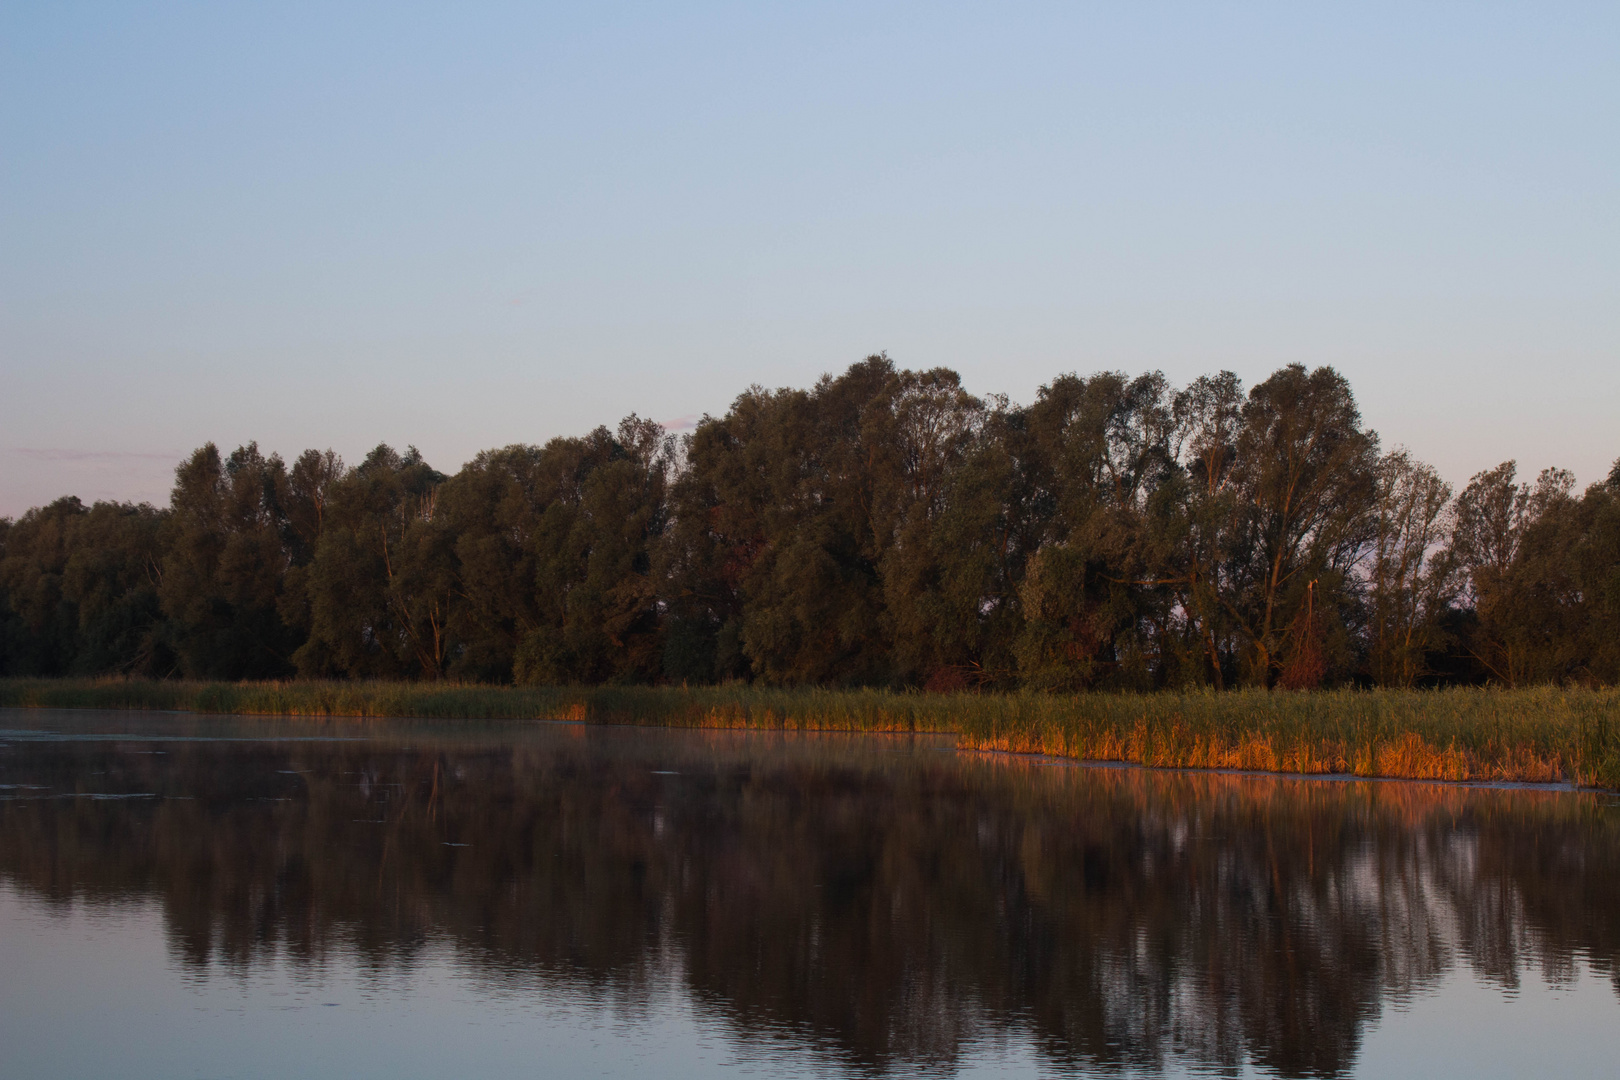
[{"x1": 2, "y1": 678, "x2": 1616, "y2": 788}]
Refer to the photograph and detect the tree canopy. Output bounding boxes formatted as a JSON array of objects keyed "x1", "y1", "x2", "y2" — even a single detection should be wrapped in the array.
[{"x1": 5, "y1": 357, "x2": 1617, "y2": 688}]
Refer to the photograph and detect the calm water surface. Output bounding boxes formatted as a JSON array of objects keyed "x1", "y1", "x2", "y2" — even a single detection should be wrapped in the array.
[{"x1": 1, "y1": 708, "x2": 1617, "y2": 1079}]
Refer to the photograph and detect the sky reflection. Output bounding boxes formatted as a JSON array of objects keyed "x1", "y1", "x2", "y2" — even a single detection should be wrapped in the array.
[{"x1": 1, "y1": 710, "x2": 1616, "y2": 1078}]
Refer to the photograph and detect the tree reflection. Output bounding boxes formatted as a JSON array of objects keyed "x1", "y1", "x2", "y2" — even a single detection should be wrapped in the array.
[{"x1": 1, "y1": 724, "x2": 1616, "y2": 1077}]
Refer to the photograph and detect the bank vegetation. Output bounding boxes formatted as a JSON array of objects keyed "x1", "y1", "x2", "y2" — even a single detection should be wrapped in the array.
[{"x1": 4, "y1": 678, "x2": 1616, "y2": 788}]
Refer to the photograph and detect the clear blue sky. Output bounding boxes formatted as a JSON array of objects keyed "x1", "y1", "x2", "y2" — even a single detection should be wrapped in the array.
[{"x1": 2, "y1": 2, "x2": 1616, "y2": 514}]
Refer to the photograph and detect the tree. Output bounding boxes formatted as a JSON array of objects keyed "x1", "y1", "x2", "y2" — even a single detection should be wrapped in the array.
[
  {"x1": 297, "y1": 445, "x2": 450, "y2": 678},
  {"x1": 1449, "y1": 462, "x2": 1581, "y2": 685},
  {"x1": 672, "y1": 358, "x2": 898, "y2": 685},
  {"x1": 870, "y1": 368, "x2": 1005, "y2": 687},
  {"x1": 276, "y1": 449, "x2": 345, "y2": 648},
  {"x1": 0, "y1": 498, "x2": 171, "y2": 676},
  {"x1": 160, "y1": 444, "x2": 298, "y2": 678},
  {"x1": 433, "y1": 444, "x2": 549, "y2": 682},
  {"x1": 0, "y1": 498, "x2": 85, "y2": 674},
  {"x1": 1574, "y1": 461, "x2": 1620, "y2": 682},
  {"x1": 61, "y1": 501, "x2": 171, "y2": 675},
  {"x1": 4, "y1": 359, "x2": 1610, "y2": 692},
  {"x1": 1223, "y1": 365, "x2": 1378, "y2": 686},
  {"x1": 1160, "y1": 371, "x2": 1248, "y2": 688},
  {"x1": 515, "y1": 418, "x2": 673, "y2": 684},
  {"x1": 1013, "y1": 372, "x2": 1178, "y2": 690},
  {"x1": 1366, "y1": 450, "x2": 1458, "y2": 686}
]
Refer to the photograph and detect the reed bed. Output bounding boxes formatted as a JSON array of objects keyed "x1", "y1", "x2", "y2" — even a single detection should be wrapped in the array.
[{"x1": 2, "y1": 678, "x2": 1616, "y2": 789}]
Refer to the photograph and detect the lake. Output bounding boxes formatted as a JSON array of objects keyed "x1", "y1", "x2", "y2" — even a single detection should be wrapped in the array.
[{"x1": 1, "y1": 708, "x2": 1616, "y2": 1079}]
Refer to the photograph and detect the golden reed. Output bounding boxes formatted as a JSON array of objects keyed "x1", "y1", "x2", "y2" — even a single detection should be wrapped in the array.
[{"x1": 2, "y1": 678, "x2": 1615, "y2": 788}]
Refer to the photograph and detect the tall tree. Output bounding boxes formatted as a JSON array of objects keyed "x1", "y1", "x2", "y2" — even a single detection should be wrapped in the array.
[
  {"x1": 276, "y1": 448, "x2": 345, "y2": 647},
  {"x1": 160, "y1": 444, "x2": 298, "y2": 678},
  {"x1": 1223, "y1": 365, "x2": 1378, "y2": 686},
  {"x1": 1366, "y1": 450, "x2": 1458, "y2": 686},
  {"x1": 0, "y1": 499, "x2": 171, "y2": 676},
  {"x1": 1449, "y1": 462, "x2": 1581, "y2": 685},
  {"x1": 1160, "y1": 371, "x2": 1249, "y2": 688},
  {"x1": 1013, "y1": 372, "x2": 1178, "y2": 690},
  {"x1": 297, "y1": 445, "x2": 449, "y2": 678},
  {"x1": 870, "y1": 368, "x2": 1005, "y2": 687},
  {"x1": 61, "y1": 501, "x2": 171, "y2": 675},
  {"x1": 432, "y1": 444, "x2": 549, "y2": 682},
  {"x1": 0, "y1": 498, "x2": 86, "y2": 674},
  {"x1": 673, "y1": 358, "x2": 897, "y2": 685},
  {"x1": 515, "y1": 418, "x2": 673, "y2": 684},
  {"x1": 1574, "y1": 461, "x2": 1620, "y2": 683}
]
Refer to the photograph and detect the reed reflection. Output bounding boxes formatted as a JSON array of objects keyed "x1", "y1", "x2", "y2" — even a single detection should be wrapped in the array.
[{"x1": 0, "y1": 721, "x2": 1616, "y2": 1077}]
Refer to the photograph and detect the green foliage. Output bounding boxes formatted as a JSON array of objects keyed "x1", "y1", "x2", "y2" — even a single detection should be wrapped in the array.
[
  {"x1": 1448, "y1": 461, "x2": 1609, "y2": 685},
  {"x1": 296, "y1": 444, "x2": 448, "y2": 678},
  {"x1": 1012, "y1": 371, "x2": 1175, "y2": 691},
  {"x1": 514, "y1": 418, "x2": 671, "y2": 685},
  {"x1": 1, "y1": 361, "x2": 1616, "y2": 693},
  {"x1": 1228, "y1": 365, "x2": 1379, "y2": 685},
  {"x1": 160, "y1": 443, "x2": 300, "y2": 678},
  {"x1": 1366, "y1": 450, "x2": 1457, "y2": 686},
  {"x1": 0, "y1": 497, "x2": 170, "y2": 676}
]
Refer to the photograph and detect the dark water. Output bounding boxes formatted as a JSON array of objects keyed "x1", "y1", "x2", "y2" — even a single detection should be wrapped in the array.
[{"x1": 1, "y1": 710, "x2": 1617, "y2": 1079}]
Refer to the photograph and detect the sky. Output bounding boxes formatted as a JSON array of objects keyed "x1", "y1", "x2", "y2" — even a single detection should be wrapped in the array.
[{"x1": 2, "y1": 2, "x2": 1616, "y2": 516}]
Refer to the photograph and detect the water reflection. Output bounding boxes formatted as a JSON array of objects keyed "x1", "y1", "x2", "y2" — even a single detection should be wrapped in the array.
[{"x1": 1, "y1": 710, "x2": 1617, "y2": 1078}]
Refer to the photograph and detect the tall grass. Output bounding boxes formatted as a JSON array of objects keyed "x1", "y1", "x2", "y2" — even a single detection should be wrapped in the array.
[{"x1": 2, "y1": 677, "x2": 1616, "y2": 788}]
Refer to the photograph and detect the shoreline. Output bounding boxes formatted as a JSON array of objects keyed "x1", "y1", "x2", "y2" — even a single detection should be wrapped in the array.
[
  {"x1": 2, "y1": 677, "x2": 1617, "y2": 790},
  {"x1": 969, "y1": 749, "x2": 1595, "y2": 793}
]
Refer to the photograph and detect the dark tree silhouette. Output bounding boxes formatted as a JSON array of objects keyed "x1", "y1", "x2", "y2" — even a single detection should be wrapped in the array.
[{"x1": 2, "y1": 359, "x2": 1617, "y2": 688}]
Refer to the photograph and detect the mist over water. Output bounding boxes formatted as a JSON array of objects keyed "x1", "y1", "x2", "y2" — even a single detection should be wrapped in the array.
[{"x1": 1, "y1": 710, "x2": 1617, "y2": 1078}]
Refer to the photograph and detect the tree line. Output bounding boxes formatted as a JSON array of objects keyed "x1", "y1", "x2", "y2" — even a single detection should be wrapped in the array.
[{"x1": 3, "y1": 356, "x2": 1617, "y2": 689}]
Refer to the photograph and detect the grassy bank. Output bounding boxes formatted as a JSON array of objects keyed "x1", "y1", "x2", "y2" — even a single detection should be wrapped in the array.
[{"x1": 2, "y1": 678, "x2": 1617, "y2": 789}]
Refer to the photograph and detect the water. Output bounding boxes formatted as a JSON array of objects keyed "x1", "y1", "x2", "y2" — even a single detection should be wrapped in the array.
[{"x1": 1, "y1": 709, "x2": 1616, "y2": 1079}]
